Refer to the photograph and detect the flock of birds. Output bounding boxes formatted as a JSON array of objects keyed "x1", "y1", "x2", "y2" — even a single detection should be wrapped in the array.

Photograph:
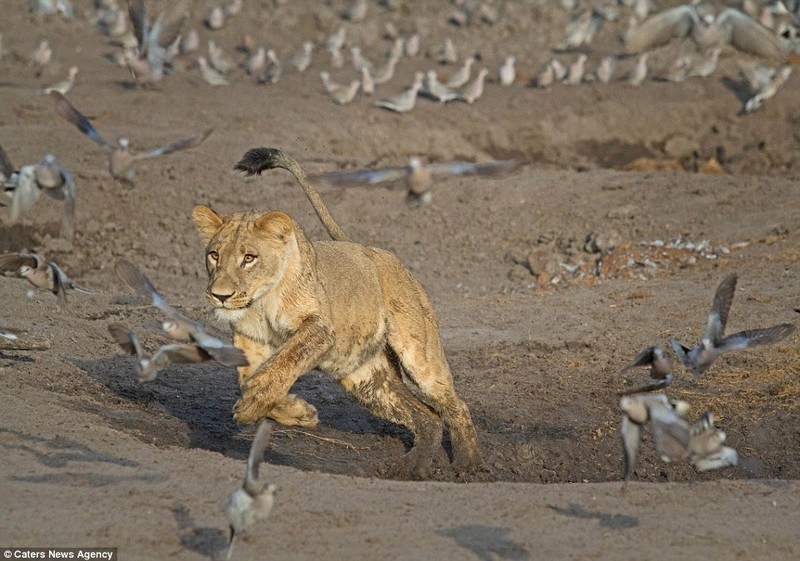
[
  {"x1": 618, "y1": 273, "x2": 795, "y2": 481},
  {"x1": 1, "y1": 0, "x2": 800, "y2": 557}
]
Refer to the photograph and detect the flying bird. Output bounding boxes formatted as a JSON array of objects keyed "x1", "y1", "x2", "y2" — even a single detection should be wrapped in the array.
[
  {"x1": 108, "y1": 322, "x2": 236, "y2": 382},
  {"x1": 51, "y1": 91, "x2": 212, "y2": 185},
  {"x1": 619, "y1": 345, "x2": 673, "y2": 394},
  {"x1": 0, "y1": 252, "x2": 91, "y2": 306},
  {"x1": 2, "y1": 153, "x2": 76, "y2": 241},
  {"x1": 670, "y1": 273, "x2": 796, "y2": 377},
  {"x1": 625, "y1": 1, "x2": 789, "y2": 62},
  {"x1": 114, "y1": 259, "x2": 248, "y2": 368},
  {"x1": 314, "y1": 156, "x2": 522, "y2": 207},
  {"x1": 125, "y1": 0, "x2": 189, "y2": 87},
  {"x1": 224, "y1": 420, "x2": 277, "y2": 560}
]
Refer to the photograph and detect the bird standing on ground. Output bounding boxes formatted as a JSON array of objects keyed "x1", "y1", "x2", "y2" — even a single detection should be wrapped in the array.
[
  {"x1": 372, "y1": 72, "x2": 424, "y2": 113},
  {"x1": 51, "y1": 91, "x2": 212, "y2": 185},
  {"x1": 499, "y1": 55, "x2": 516, "y2": 86},
  {"x1": 457, "y1": 68, "x2": 488, "y2": 103},
  {"x1": 670, "y1": 273, "x2": 796, "y2": 377},
  {"x1": 446, "y1": 55, "x2": 475, "y2": 88},
  {"x1": 224, "y1": 420, "x2": 277, "y2": 561},
  {"x1": 40, "y1": 66, "x2": 78, "y2": 95}
]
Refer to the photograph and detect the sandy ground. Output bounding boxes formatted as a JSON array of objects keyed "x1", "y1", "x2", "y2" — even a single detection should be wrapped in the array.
[{"x1": 1, "y1": 0, "x2": 800, "y2": 559}]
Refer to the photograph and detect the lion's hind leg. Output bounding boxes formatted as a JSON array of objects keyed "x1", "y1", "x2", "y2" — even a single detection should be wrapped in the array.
[{"x1": 340, "y1": 352, "x2": 442, "y2": 480}]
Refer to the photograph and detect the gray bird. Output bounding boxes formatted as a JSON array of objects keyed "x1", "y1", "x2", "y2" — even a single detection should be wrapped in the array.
[
  {"x1": 3, "y1": 154, "x2": 76, "y2": 242},
  {"x1": 108, "y1": 322, "x2": 233, "y2": 382},
  {"x1": 290, "y1": 41, "x2": 313, "y2": 72},
  {"x1": 626, "y1": 1, "x2": 789, "y2": 62},
  {"x1": 372, "y1": 72, "x2": 424, "y2": 113},
  {"x1": 456, "y1": 67, "x2": 489, "y2": 104},
  {"x1": 421, "y1": 70, "x2": 460, "y2": 103},
  {"x1": 628, "y1": 52, "x2": 649, "y2": 86},
  {"x1": 744, "y1": 65, "x2": 792, "y2": 113},
  {"x1": 595, "y1": 55, "x2": 616, "y2": 84},
  {"x1": 670, "y1": 273, "x2": 796, "y2": 377},
  {"x1": 315, "y1": 156, "x2": 521, "y2": 207},
  {"x1": 224, "y1": 420, "x2": 277, "y2": 561},
  {"x1": 40, "y1": 66, "x2": 79, "y2": 95},
  {"x1": 52, "y1": 91, "x2": 212, "y2": 185},
  {"x1": 114, "y1": 259, "x2": 248, "y2": 368},
  {"x1": 619, "y1": 392, "x2": 691, "y2": 480},
  {"x1": 126, "y1": 0, "x2": 188, "y2": 87},
  {"x1": 0, "y1": 252, "x2": 91, "y2": 306},
  {"x1": 445, "y1": 55, "x2": 476, "y2": 88},
  {"x1": 619, "y1": 345, "x2": 673, "y2": 395},
  {"x1": 198, "y1": 55, "x2": 229, "y2": 85},
  {"x1": 499, "y1": 55, "x2": 516, "y2": 86}
]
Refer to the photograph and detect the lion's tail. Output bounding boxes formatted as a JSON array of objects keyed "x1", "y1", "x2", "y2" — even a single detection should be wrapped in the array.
[{"x1": 235, "y1": 147, "x2": 352, "y2": 243}]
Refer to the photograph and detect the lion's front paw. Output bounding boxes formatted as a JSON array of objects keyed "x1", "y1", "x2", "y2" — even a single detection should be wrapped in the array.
[{"x1": 233, "y1": 393, "x2": 268, "y2": 425}]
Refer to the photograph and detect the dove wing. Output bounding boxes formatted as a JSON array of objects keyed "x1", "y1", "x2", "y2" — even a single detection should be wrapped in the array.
[
  {"x1": 314, "y1": 165, "x2": 409, "y2": 187},
  {"x1": 427, "y1": 160, "x2": 522, "y2": 179},
  {"x1": 108, "y1": 323, "x2": 144, "y2": 357},
  {"x1": 8, "y1": 167, "x2": 41, "y2": 225},
  {"x1": 244, "y1": 420, "x2": 273, "y2": 493},
  {"x1": 51, "y1": 92, "x2": 113, "y2": 149},
  {"x1": 620, "y1": 414, "x2": 641, "y2": 480},
  {"x1": 134, "y1": 128, "x2": 213, "y2": 160},
  {"x1": 719, "y1": 9, "x2": 789, "y2": 61},
  {"x1": 650, "y1": 404, "x2": 691, "y2": 462},
  {"x1": 717, "y1": 324, "x2": 796, "y2": 353},
  {"x1": 625, "y1": 5, "x2": 695, "y2": 52}
]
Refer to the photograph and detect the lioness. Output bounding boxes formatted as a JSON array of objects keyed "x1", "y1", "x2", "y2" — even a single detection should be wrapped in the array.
[{"x1": 192, "y1": 147, "x2": 480, "y2": 478}]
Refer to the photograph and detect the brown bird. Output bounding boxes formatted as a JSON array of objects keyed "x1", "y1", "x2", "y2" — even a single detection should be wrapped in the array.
[
  {"x1": 108, "y1": 322, "x2": 234, "y2": 382},
  {"x1": 0, "y1": 252, "x2": 91, "y2": 306},
  {"x1": 51, "y1": 91, "x2": 212, "y2": 185},
  {"x1": 315, "y1": 156, "x2": 522, "y2": 206},
  {"x1": 224, "y1": 420, "x2": 277, "y2": 560},
  {"x1": 619, "y1": 344, "x2": 673, "y2": 395},
  {"x1": 114, "y1": 259, "x2": 248, "y2": 368}
]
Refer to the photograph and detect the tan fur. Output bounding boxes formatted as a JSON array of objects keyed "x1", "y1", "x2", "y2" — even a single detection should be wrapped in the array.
[{"x1": 192, "y1": 149, "x2": 481, "y2": 479}]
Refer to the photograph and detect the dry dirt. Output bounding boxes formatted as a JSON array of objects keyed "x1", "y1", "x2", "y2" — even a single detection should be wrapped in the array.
[{"x1": 1, "y1": 1, "x2": 800, "y2": 559}]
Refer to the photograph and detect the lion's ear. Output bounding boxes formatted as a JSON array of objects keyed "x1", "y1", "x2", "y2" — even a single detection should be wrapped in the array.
[
  {"x1": 192, "y1": 205, "x2": 224, "y2": 245},
  {"x1": 254, "y1": 211, "x2": 294, "y2": 243}
]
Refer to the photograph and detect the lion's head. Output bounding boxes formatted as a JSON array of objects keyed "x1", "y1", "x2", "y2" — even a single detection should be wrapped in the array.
[{"x1": 192, "y1": 205, "x2": 298, "y2": 319}]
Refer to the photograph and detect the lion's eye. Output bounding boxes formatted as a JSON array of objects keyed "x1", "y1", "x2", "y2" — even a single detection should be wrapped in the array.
[
  {"x1": 208, "y1": 250, "x2": 219, "y2": 261},
  {"x1": 242, "y1": 254, "x2": 257, "y2": 265}
]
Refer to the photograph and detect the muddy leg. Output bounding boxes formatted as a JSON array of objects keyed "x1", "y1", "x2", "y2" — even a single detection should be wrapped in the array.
[{"x1": 340, "y1": 352, "x2": 442, "y2": 480}]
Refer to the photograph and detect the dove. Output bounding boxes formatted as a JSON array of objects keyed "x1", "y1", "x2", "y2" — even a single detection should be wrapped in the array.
[
  {"x1": 206, "y1": 5, "x2": 225, "y2": 30},
  {"x1": 243, "y1": 46, "x2": 266, "y2": 76},
  {"x1": 28, "y1": 40, "x2": 52, "y2": 67},
  {"x1": 670, "y1": 273, "x2": 797, "y2": 377},
  {"x1": 565, "y1": 53, "x2": 587, "y2": 85},
  {"x1": 744, "y1": 65, "x2": 792, "y2": 113},
  {"x1": 372, "y1": 54, "x2": 400, "y2": 84},
  {"x1": 40, "y1": 66, "x2": 78, "y2": 95},
  {"x1": 125, "y1": 0, "x2": 188, "y2": 87},
  {"x1": 628, "y1": 52, "x2": 649, "y2": 86},
  {"x1": 325, "y1": 26, "x2": 346, "y2": 53},
  {"x1": 114, "y1": 259, "x2": 248, "y2": 368},
  {"x1": 345, "y1": 0, "x2": 367, "y2": 22},
  {"x1": 257, "y1": 49, "x2": 282, "y2": 84},
  {"x1": 421, "y1": 70, "x2": 459, "y2": 103},
  {"x1": 350, "y1": 46, "x2": 373, "y2": 72},
  {"x1": 595, "y1": 55, "x2": 616, "y2": 83},
  {"x1": 405, "y1": 33, "x2": 420, "y2": 57},
  {"x1": 108, "y1": 323, "x2": 239, "y2": 382},
  {"x1": 446, "y1": 55, "x2": 475, "y2": 88},
  {"x1": 3, "y1": 154, "x2": 76, "y2": 242},
  {"x1": 372, "y1": 72, "x2": 424, "y2": 113},
  {"x1": 328, "y1": 46, "x2": 345, "y2": 69},
  {"x1": 208, "y1": 40, "x2": 232, "y2": 73},
  {"x1": 534, "y1": 62, "x2": 555, "y2": 88},
  {"x1": 558, "y1": 8, "x2": 607, "y2": 49},
  {"x1": 499, "y1": 55, "x2": 516, "y2": 86},
  {"x1": 619, "y1": 393, "x2": 691, "y2": 480},
  {"x1": 0, "y1": 252, "x2": 91, "y2": 306},
  {"x1": 457, "y1": 67, "x2": 488, "y2": 104},
  {"x1": 437, "y1": 38, "x2": 458, "y2": 64},
  {"x1": 619, "y1": 345, "x2": 673, "y2": 395},
  {"x1": 290, "y1": 41, "x2": 313, "y2": 72},
  {"x1": 198, "y1": 56, "x2": 229, "y2": 85},
  {"x1": 224, "y1": 420, "x2": 277, "y2": 561},
  {"x1": 314, "y1": 156, "x2": 521, "y2": 207},
  {"x1": 329, "y1": 80, "x2": 361, "y2": 105},
  {"x1": 179, "y1": 28, "x2": 199, "y2": 54},
  {"x1": 223, "y1": 0, "x2": 242, "y2": 17},
  {"x1": 687, "y1": 412, "x2": 739, "y2": 472},
  {"x1": 388, "y1": 38, "x2": 404, "y2": 62},
  {"x1": 51, "y1": 91, "x2": 212, "y2": 185},
  {"x1": 625, "y1": 1, "x2": 789, "y2": 62},
  {"x1": 360, "y1": 66, "x2": 374, "y2": 95}
]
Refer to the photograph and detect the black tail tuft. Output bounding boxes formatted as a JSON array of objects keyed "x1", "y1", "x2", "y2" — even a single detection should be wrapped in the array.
[{"x1": 234, "y1": 147, "x2": 284, "y2": 176}]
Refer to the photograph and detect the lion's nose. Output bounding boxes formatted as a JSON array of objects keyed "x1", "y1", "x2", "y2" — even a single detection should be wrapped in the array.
[{"x1": 212, "y1": 291, "x2": 233, "y2": 304}]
